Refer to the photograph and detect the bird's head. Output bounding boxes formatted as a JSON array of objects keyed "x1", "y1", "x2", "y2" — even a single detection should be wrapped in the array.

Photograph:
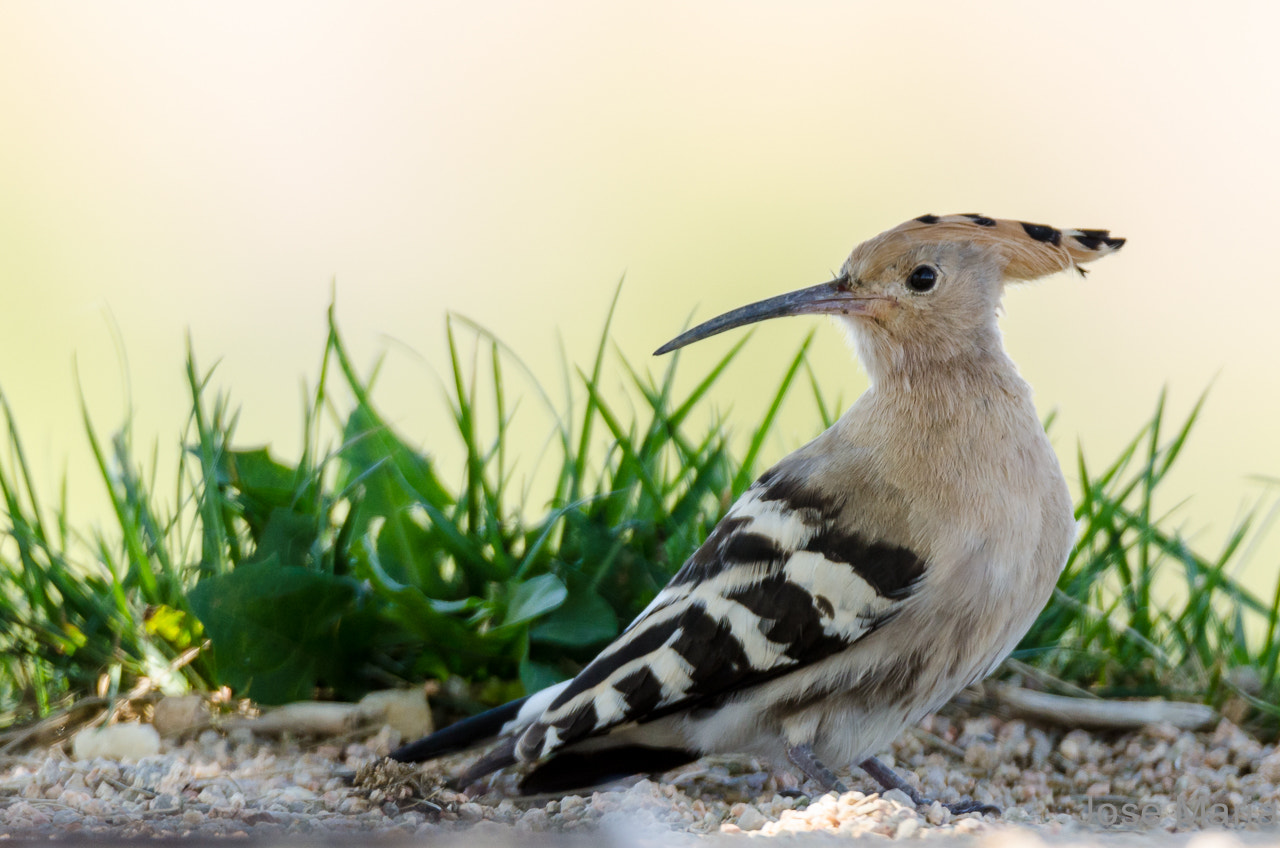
[{"x1": 655, "y1": 214, "x2": 1124, "y2": 382}]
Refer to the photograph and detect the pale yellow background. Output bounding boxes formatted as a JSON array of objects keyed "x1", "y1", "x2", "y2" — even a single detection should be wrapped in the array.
[{"x1": 2, "y1": 3, "x2": 1277, "y2": 593}]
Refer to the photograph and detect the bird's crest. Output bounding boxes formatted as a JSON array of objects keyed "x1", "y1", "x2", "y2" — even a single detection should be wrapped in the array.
[{"x1": 856, "y1": 214, "x2": 1125, "y2": 281}]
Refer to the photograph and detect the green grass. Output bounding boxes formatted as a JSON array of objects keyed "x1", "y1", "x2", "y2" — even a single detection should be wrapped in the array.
[
  {"x1": 1, "y1": 299, "x2": 1278, "y2": 740},
  {"x1": 1019, "y1": 391, "x2": 1280, "y2": 726}
]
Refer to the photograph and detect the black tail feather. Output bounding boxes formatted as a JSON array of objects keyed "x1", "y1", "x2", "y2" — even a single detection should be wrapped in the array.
[
  {"x1": 519, "y1": 746, "x2": 698, "y2": 795},
  {"x1": 459, "y1": 736, "x2": 519, "y2": 785},
  {"x1": 389, "y1": 696, "x2": 529, "y2": 763}
]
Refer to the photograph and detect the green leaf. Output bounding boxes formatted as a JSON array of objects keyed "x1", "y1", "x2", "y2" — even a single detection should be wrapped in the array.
[
  {"x1": 144, "y1": 604, "x2": 199, "y2": 649},
  {"x1": 531, "y1": 586, "x2": 619, "y2": 647},
  {"x1": 218, "y1": 447, "x2": 301, "y2": 503},
  {"x1": 374, "y1": 509, "x2": 462, "y2": 598},
  {"x1": 338, "y1": 404, "x2": 452, "y2": 516},
  {"x1": 503, "y1": 573, "x2": 568, "y2": 626},
  {"x1": 349, "y1": 536, "x2": 499, "y2": 666},
  {"x1": 519, "y1": 655, "x2": 565, "y2": 694},
  {"x1": 188, "y1": 558, "x2": 360, "y2": 704},
  {"x1": 251, "y1": 507, "x2": 319, "y2": 567}
]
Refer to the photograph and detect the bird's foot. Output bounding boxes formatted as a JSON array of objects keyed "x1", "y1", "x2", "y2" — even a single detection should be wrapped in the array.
[
  {"x1": 943, "y1": 799, "x2": 1001, "y2": 816},
  {"x1": 785, "y1": 743, "x2": 848, "y2": 794},
  {"x1": 858, "y1": 756, "x2": 999, "y2": 818}
]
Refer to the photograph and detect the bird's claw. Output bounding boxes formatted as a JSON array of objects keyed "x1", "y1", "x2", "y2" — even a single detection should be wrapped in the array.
[
  {"x1": 857, "y1": 755, "x2": 999, "y2": 817},
  {"x1": 786, "y1": 743, "x2": 847, "y2": 794},
  {"x1": 944, "y1": 799, "x2": 1001, "y2": 817}
]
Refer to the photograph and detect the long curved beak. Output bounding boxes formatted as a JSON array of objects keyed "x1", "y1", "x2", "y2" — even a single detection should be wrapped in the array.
[{"x1": 655, "y1": 274, "x2": 871, "y2": 355}]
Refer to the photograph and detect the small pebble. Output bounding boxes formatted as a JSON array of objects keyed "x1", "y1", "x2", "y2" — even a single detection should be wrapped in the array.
[
  {"x1": 1058, "y1": 729, "x2": 1090, "y2": 762},
  {"x1": 736, "y1": 804, "x2": 768, "y2": 831},
  {"x1": 71, "y1": 724, "x2": 162, "y2": 761},
  {"x1": 882, "y1": 787, "x2": 914, "y2": 807},
  {"x1": 1256, "y1": 749, "x2": 1280, "y2": 783}
]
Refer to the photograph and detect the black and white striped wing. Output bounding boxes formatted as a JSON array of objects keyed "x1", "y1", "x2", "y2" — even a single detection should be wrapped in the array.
[{"x1": 514, "y1": 464, "x2": 927, "y2": 763}]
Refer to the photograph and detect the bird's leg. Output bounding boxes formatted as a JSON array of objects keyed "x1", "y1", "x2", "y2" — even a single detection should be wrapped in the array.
[
  {"x1": 858, "y1": 756, "x2": 1000, "y2": 817},
  {"x1": 785, "y1": 744, "x2": 848, "y2": 794},
  {"x1": 857, "y1": 756, "x2": 929, "y2": 804}
]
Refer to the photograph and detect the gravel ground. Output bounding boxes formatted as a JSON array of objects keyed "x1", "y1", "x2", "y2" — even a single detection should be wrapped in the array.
[{"x1": 2, "y1": 713, "x2": 1279, "y2": 844}]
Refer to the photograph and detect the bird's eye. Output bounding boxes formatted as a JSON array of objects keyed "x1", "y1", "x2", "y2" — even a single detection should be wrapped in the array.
[{"x1": 906, "y1": 265, "x2": 937, "y2": 293}]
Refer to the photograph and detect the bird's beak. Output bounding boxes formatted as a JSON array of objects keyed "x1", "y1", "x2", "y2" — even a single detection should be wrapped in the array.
[{"x1": 655, "y1": 274, "x2": 884, "y2": 355}]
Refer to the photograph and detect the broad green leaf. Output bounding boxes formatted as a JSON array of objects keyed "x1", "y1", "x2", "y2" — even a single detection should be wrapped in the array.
[
  {"x1": 503, "y1": 573, "x2": 568, "y2": 626},
  {"x1": 350, "y1": 536, "x2": 499, "y2": 666},
  {"x1": 252, "y1": 507, "x2": 319, "y2": 568},
  {"x1": 374, "y1": 509, "x2": 464, "y2": 599},
  {"x1": 337, "y1": 404, "x2": 452, "y2": 518},
  {"x1": 519, "y1": 656, "x2": 565, "y2": 694},
  {"x1": 216, "y1": 448, "x2": 315, "y2": 534},
  {"x1": 531, "y1": 587, "x2": 619, "y2": 647},
  {"x1": 188, "y1": 558, "x2": 360, "y2": 704},
  {"x1": 217, "y1": 447, "x2": 300, "y2": 502},
  {"x1": 144, "y1": 604, "x2": 199, "y2": 649}
]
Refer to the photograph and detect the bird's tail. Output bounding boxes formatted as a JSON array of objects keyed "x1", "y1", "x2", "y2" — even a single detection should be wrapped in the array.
[
  {"x1": 388, "y1": 695, "x2": 528, "y2": 764},
  {"x1": 520, "y1": 745, "x2": 698, "y2": 795},
  {"x1": 389, "y1": 690, "x2": 698, "y2": 793}
]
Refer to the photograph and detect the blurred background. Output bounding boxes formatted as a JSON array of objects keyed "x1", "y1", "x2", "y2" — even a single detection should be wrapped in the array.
[{"x1": 2, "y1": 2, "x2": 1277, "y2": 591}]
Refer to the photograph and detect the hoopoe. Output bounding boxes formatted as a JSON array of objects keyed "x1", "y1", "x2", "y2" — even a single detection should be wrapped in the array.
[{"x1": 392, "y1": 214, "x2": 1124, "y2": 814}]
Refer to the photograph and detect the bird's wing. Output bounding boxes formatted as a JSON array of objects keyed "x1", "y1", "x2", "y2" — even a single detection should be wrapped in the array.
[{"x1": 513, "y1": 457, "x2": 927, "y2": 763}]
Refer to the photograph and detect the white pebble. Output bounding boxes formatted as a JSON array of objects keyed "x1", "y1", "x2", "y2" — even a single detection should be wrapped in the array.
[
  {"x1": 736, "y1": 804, "x2": 767, "y2": 831},
  {"x1": 1257, "y1": 750, "x2": 1280, "y2": 783},
  {"x1": 359, "y1": 688, "x2": 434, "y2": 740},
  {"x1": 1058, "y1": 729, "x2": 1089, "y2": 762},
  {"x1": 72, "y1": 723, "x2": 162, "y2": 761},
  {"x1": 881, "y1": 788, "x2": 914, "y2": 808},
  {"x1": 895, "y1": 816, "x2": 921, "y2": 838}
]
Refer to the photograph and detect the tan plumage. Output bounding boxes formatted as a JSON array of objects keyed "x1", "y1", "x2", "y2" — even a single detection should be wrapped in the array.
[{"x1": 392, "y1": 213, "x2": 1124, "y2": 813}]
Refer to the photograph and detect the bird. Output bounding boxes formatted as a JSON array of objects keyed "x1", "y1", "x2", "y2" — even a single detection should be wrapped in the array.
[{"x1": 390, "y1": 213, "x2": 1124, "y2": 814}]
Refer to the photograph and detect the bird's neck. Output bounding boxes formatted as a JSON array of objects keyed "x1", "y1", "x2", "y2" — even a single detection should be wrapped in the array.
[
  {"x1": 852, "y1": 318, "x2": 1002, "y2": 387},
  {"x1": 859, "y1": 342, "x2": 1035, "y2": 427}
]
